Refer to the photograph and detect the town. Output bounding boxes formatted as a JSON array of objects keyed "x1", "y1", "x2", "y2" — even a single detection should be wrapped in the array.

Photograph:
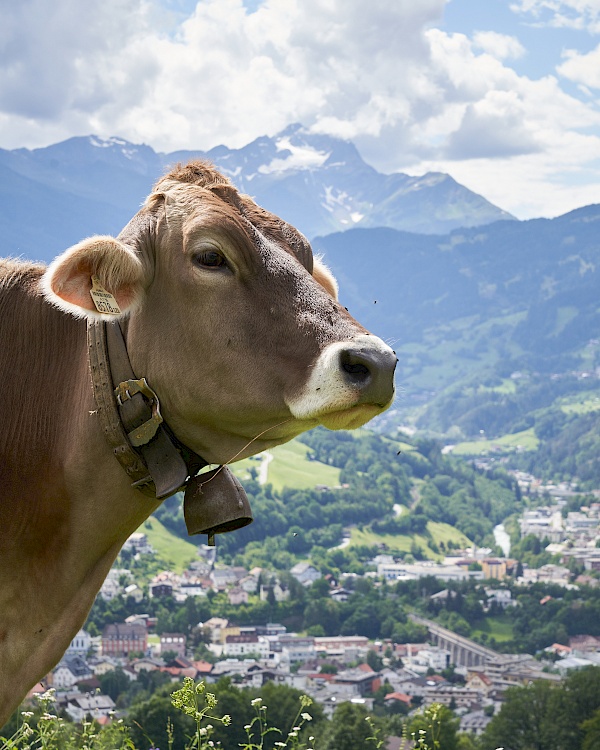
[{"x1": 29, "y1": 481, "x2": 600, "y2": 744}]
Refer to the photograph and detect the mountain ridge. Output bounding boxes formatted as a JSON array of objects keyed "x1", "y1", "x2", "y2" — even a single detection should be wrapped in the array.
[{"x1": 0, "y1": 125, "x2": 513, "y2": 261}]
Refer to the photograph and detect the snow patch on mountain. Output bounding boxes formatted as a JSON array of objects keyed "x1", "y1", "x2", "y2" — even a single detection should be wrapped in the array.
[{"x1": 258, "y1": 137, "x2": 329, "y2": 174}]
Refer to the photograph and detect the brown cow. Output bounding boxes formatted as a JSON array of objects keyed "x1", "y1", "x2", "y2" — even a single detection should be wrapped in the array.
[{"x1": 0, "y1": 161, "x2": 395, "y2": 725}]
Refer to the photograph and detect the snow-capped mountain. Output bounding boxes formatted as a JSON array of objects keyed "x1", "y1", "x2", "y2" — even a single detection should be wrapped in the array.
[{"x1": 0, "y1": 125, "x2": 512, "y2": 262}]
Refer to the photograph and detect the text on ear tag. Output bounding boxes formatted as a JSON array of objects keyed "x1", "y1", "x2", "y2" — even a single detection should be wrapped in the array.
[{"x1": 90, "y1": 275, "x2": 122, "y2": 315}]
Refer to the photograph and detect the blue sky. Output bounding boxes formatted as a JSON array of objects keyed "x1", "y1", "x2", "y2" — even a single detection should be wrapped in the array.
[{"x1": 1, "y1": 0, "x2": 600, "y2": 218}]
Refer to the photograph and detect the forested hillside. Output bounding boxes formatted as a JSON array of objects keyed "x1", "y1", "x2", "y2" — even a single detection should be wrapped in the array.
[{"x1": 154, "y1": 428, "x2": 521, "y2": 566}]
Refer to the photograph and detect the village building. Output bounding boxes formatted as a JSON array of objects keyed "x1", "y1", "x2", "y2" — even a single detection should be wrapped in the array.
[{"x1": 101, "y1": 623, "x2": 147, "y2": 657}]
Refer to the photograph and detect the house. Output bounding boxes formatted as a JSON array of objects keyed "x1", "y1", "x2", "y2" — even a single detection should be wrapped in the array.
[
  {"x1": 223, "y1": 634, "x2": 269, "y2": 658},
  {"x1": 460, "y1": 710, "x2": 492, "y2": 736},
  {"x1": 132, "y1": 657, "x2": 163, "y2": 674},
  {"x1": 228, "y1": 587, "x2": 249, "y2": 605},
  {"x1": 210, "y1": 567, "x2": 240, "y2": 590},
  {"x1": 239, "y1": 574, "x2": 259, "y2": 594},
  {"x1": 160, "y1": 633, "x2": 187, "y2": 657},
  {"x1": 149, "y1": 582, "x2": 174, "y2": 598},
  {"x1": 260, "y1": 581, "x2": 290, "y2": 602},
  {"x1": 65, "y1": 694, "x2": 116, "y2": 723},
  {"x1": 89, "y1": 656, "x2": 120, "y2": 675},
  {"x1": 124, "y1": 583, "x2": 144, "y2": 602},
  {"x1": 290, "y1": 562, "x2": 321, "y2": 586},
  {"x1": 66, "y1": 629, "x2": 92, "y2": 656},
  {"x1": 123, "y1": 532, "x2": 154, "y2": 556},
  {"x1": 201, "y1": 617, "x2": 229, "y2": 643},
  {"x1": 101, "y1": 623, "x2": 147, "y2": 656},
  {"x1": 332, "y1": 666, "x2": 381, "y2": 696},
  {"x1": 52, "y1": 655, "x2": 94, "y2": 688},
  {"x1": 384, "y1": 692, "x2": 412, "y2": 710},
  {"x1": 329, "y1": 587, "x2": 351, "y2": 603}
]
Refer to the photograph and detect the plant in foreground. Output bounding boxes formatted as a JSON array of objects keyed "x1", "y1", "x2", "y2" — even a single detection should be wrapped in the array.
[{"x1": 170, "y1": 676, "x2": 231, "y2": 749}]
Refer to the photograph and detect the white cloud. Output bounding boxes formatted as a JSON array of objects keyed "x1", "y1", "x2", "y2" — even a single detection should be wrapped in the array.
[
  {"x1": 472, "y1": 31, "x2": 526, "y2": 60},
  {"x1": 509, "y1": 1, "x2": 600, "y2": 33},
  {"x1": 558, "y1": 43, "x2": 600, "y2": 86},
  {"x1": 0, "y1": 0, "x2": 599, "y2": 218}
]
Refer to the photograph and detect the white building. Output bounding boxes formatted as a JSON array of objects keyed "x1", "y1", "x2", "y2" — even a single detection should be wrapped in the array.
[
  {"x1": 66, "y1": 630, "x2": 92, "y2": 656},
  {"x1": 377, "y1": 561, "x2": 482, "y2": 582}
]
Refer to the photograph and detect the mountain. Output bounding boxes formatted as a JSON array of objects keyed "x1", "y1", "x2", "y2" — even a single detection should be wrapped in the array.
[
  {"x1": 313, "y1": 205, "x2": 600, "y2": 414},
  {"x1": 0, "y1": 126, "x2": 512, "y2": 261}
]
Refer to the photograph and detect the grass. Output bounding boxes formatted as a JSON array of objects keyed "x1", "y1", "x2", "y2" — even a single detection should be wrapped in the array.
[
  {"x1": 470, "y1": 614, "x2": 515, "y2": 644},
  {"x1": 231, "y1": 438, "x2": 341, "y2": 491},
  {"x1": 450, "y1": 427, "x2": 539, "y2": 456},
  {"x1": 558, "y1": 391, "x2": 600, "y2": 415},
  {"x1": 349, "y1": 521, "x2": 472, "y2": 559},
  {"x1": 140, "y1": 516, "x2": 198, "y2": 573}
]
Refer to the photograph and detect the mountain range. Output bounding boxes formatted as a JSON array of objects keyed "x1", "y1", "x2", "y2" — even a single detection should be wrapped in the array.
[
  {"x1": 1, "y1": 126, "x2": 599, "y2": 443},
  {"x1": 0, "y1": 124, "x2": 511, "y2": 262}
]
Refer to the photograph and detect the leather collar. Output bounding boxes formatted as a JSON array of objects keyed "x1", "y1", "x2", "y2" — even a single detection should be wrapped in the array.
[{"x1": 87, "y1": 319, "x2": 207, "y2": 499}]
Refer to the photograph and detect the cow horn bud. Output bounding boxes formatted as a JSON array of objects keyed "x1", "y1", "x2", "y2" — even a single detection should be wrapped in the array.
[{"x1": 183, "y1": 466, "x2": 253, "y2": 545}]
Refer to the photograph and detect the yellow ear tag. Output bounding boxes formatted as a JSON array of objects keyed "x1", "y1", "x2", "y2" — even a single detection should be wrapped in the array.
[{"x1": 89, "y1": 275, "x2": 122, "y2": 315}]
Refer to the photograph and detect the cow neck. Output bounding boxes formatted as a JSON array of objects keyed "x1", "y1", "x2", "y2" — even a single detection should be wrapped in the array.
[{"x1": 87, "y1": 319, "x2": 208, "y2": 499}]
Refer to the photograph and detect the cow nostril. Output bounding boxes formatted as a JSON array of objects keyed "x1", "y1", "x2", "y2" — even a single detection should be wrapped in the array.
[
  {"x1": 340, "y1": 349, "x2": 372, "y2": 384},
  {"x1": 342, "y1": 362, "x2": 370, "y2": 377}
]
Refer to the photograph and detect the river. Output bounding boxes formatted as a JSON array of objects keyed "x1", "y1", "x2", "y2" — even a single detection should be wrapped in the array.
[{"x1": 494, "y1": 523, "x2": 511, "y2": 556}]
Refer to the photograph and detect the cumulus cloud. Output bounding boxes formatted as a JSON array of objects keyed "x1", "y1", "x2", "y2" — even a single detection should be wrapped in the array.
[
  {"x1": 472, "y1": 31, "x2": 526, "y2": 59},
  {"x1": 558, "y1": 43, "x2": 600, "y2": 87},
  {"x1": 0, "y1": 0, "x2": 599, "y2": 219},
  {"x1": 509, "y1": 0, "x2": 600, "y2": 33}
]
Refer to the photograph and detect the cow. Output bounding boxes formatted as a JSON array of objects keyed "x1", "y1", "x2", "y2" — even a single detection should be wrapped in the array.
[{"x1": 0, "y1": 161, "x2": 396, "y2": 725}]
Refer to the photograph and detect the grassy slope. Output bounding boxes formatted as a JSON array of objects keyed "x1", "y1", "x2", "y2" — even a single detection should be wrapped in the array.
[
  {"x1": 231, "y1": 438, "x2": 341, "y2": 491},
  {"x1": 451, "y1": 428, "x2": 539, "y2": 456},
  {"x1": 140, "y1": 516, "x2": 198, "y2": 573},
  {"x1": 349, "y1": 520, "x2": 472, "y2": 560},
  {"x1": 470, "y1": 614, "x2": 515, "y2": 643}
]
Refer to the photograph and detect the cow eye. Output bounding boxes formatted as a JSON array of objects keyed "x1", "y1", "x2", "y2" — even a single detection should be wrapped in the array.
[{"x1": 193, "y1": 250, "x2": 227, "y2": 269}]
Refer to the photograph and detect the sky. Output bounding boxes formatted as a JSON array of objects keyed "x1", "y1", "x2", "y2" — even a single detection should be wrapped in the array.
[{"x1": 1, "y1": 0, "x2": 600, "y2": 219}]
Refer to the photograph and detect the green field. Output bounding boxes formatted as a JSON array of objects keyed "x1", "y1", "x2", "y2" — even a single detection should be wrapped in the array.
[
  {"x1": 470, "y1": 615, "x2": 514, "y2": 644},
  {"x1": 451, "y1": 427, "x2": 539, "y2": 456},
  {"x1": 140, "y1": 516, "x2": 198, "y2": 573},
  {"x1": 231, "y1": 438, "x2": 341, "y2": 491},
  {"x1": 558, "y1": 392, "x2": 600, "y2": 415},
  {"x1": 349, "y1": 520, "x2": 472, "y2": 560}
]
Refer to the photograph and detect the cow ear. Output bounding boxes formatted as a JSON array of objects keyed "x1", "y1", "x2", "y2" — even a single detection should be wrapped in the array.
[
  {"x1": 313, "y1": 257, "x2": 339, "y2": 300},
  {"x1": 41, "y1": 235, "x2": 146, "y2": 320}
]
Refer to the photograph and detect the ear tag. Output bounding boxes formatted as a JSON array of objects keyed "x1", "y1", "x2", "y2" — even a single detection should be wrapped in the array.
[{"x1": 90, "y1": 275, "x2": 122, "y2": 315}]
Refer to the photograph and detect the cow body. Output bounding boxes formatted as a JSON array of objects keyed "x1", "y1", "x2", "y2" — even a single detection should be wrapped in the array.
[{"x1": 0, "y1": 162, "x2": 395, "y2": 724}]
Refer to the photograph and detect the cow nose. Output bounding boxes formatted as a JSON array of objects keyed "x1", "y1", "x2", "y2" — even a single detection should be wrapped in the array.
[{"x1": 340, "y1": 336, "x2": 397, "y2": 406}]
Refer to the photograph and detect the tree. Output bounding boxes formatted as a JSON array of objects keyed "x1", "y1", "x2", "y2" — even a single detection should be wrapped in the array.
[
  {"x1": 98, "y1": 668, "x2": 132, "y2": 703},
  {"x1": 480, "y1": 681, "x2": 555, "y2": 750},
  {"x1": 321, "y1": 702, "x2": 382, "y2": 750}
]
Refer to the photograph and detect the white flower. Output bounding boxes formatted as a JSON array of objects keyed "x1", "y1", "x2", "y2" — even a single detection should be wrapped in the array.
[
  {"x1": 251, "y1": 697, "x2": 263, "y2": 706},
  {"x1": 301, "y1": 713, "x2": 312, "y2": 721}
]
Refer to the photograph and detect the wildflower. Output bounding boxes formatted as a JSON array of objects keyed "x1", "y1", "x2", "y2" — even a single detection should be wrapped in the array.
[
  {"x1": 300, "y1": 695, "x2": 312, "y2": 707},
  {"x1": 21, "y1": 711, "x2": 34, "y2": 717},
  {"x1": 222, "y1": 714, "x2": 232, "y2": 726},
  {"x1": 301, "y1": 712, "x2": 312, "y2": 721},
  {"x1": 251, "y1": 697, "x2": 263, "y2": 706},
  {"x1": 205, "y1": 692, "x2": 218, "y2": 709}
]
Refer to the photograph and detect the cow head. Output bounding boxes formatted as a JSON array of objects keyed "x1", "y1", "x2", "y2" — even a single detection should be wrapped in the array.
[{"x1": 42, "y1": 162, "x2": 396, "y2": 465}]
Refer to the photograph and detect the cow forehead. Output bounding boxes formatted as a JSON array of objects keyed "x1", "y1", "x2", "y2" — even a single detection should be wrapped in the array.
[{"x1": 149, "y1": 179, "x2": 313, "y2": 272}]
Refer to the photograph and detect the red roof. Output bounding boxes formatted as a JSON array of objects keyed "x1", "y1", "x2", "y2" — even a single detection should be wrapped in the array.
[{"x1": 384, "y1": 692, "x2": 412, "y2": 704}]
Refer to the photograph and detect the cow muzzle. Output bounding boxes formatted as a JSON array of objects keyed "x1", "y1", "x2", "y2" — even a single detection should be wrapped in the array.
[{"x1": 286, "y1": 334, "x2": 397, "y2": 429}]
